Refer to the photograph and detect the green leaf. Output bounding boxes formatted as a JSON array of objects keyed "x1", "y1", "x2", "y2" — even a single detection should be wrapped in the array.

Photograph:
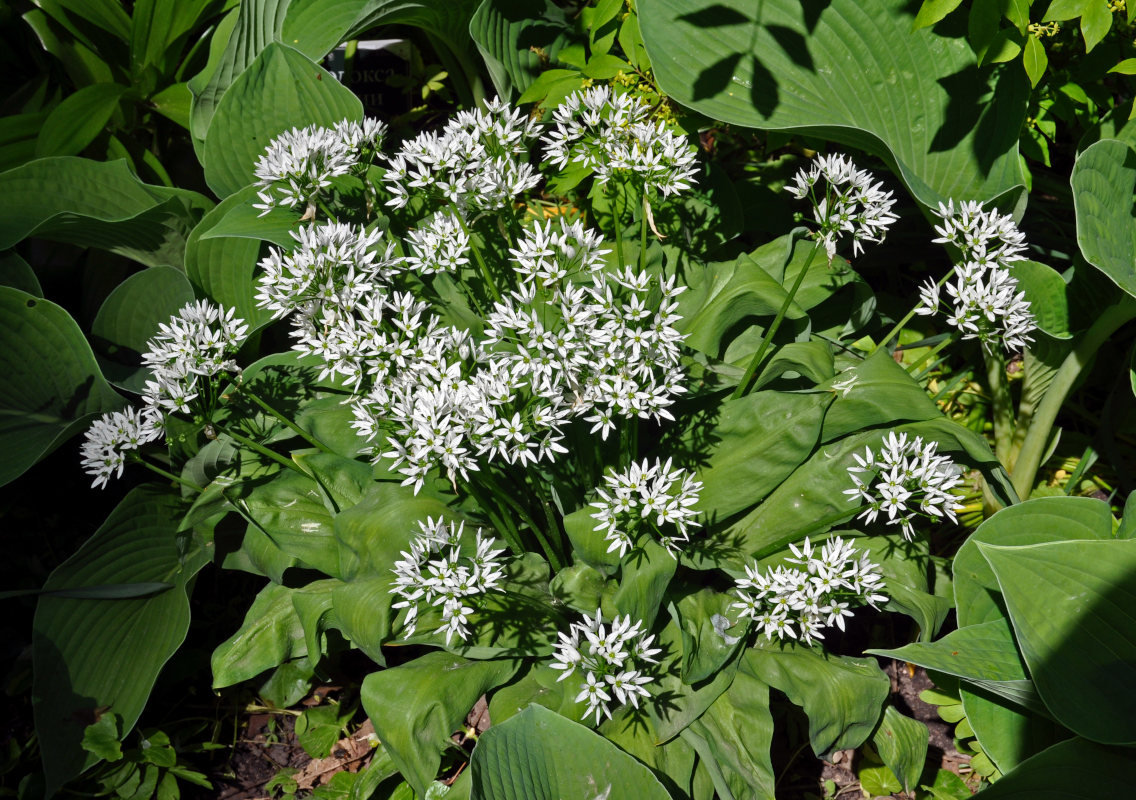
[
  {"x1": 0, "y1": 157, "x2": 211, "y2": 268},
  {"x1": 90, "y1": 266, "x2": 195, "y2": 393},
  {"x1": 0, "y1": 250, "x2": 42, "y2": 296},
  {"x1": 1003, "y1": 0, "x2": 1031, "y2": 32},
  {"x1": 200, "y1": 196, "x2": 304, "y2": 247},
  {"x1": 241, "y1": 471, "x2": 343, "y2": 578},
  {"x1": 516, "y1": 69, "x2": 583, "y2": 105},
  {"x1": 612, "y1": 539, "x2": 676, "y2": 629},
  {"x1": 1044, "y1": 0, "x2": 1091, "y2": 22},
  {"x1": 913, "y1": 0, "x2": 966, "y2": 29},
  {"x1": 35, "y1": 83, "x2": 128, "y2": 157},
  {"x1": 0, "y1": 287, "x2": 124, "y2": 486},
  {"x1": 333, "y1": 483, "x2": 455, "y2": 580},
  {"x1": 295, "y1": 704, "x2": 353, "y2": 759},
  {"x1": 747, "y1": 643, "x2": 889, "y2": 757},
  {"x1": 1109, "y1": 58, "x2": 1136, "y2": 75},
  {"x1": 673, "y1": 588, "x2": 743, "y2": 684},
  {"x1": 1023, "y1": 35, "x2": 1048, "y2": 88},
  {"x1": 819, "y1": 350, "x2": 941, "y2": 443},
  {"x1": 1011, "y1": 260, "x2": 1072, "y2": 339},
  {"x1": 960, "y1": 687, "x2": 1069, "y2": 773},
  {"x1": 361, "y1": 652, "x2": 517, "y2": 798},
  {"x1": 1072, "y1": 139, "x2": 1136, "y2": 298},
  {"x1": 637, "y1": 0, "x2": 1028, "y2": 208},
  {"x1": 80, "y1": 714, "x2": 123, "y2": 762},
  {"x1": 470, "y1": 0, "x2": 578, "y2": 99},
  {"x1": 872, "y1": 706, "x2": 927, "y2": 792},
  {"x1": 870, "y1": 618, "x2": 1028, "y2": 684},
  {"x1": 582, "y1": 54, "x2": 632, "y2": 80},
  {"x1": 1080, "y1": 0, "x2": 1113, "y2": 52},
  {"x1": 33, "y1": 487, "x2": 208, "y2": 796},
  {"x1": 150, "y1": 82, "x2": 193, "y2": 129},
  {"x1": 979, "y1": 538, "x2": 1136, "y2": 745},
  {"x1": 469, "y1": 704, "x2": 671, "y2": 800},
  {"x1": 202, "y1": 42, "x2": 362, "y2": 197},
  {"x1": 967, "y1": 737, "x2": 1136, "y2": 798},
  {"x1": 211, "y1": 582, "x2": 308, "y2": 688}
]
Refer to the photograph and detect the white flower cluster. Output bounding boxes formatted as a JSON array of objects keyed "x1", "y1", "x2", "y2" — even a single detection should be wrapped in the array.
[
  {"x1": 550, "y1": 609, "x2": 661, "y2": 724},
  {"x1": 844, "y1": 432, "x2": 965, "y2": 540},
  {"x1": 915, "y1": 200, "x2": 1036, "y2": 352},
  {"x1": 253, "y1": 118, "x2": 386, "y2": 215},
  {"x1": 382, "y1": 98, "x2": 541, "y2": 213},
  {"x1": 589, "y1": 458, "x2": 702, "y2": 558},
  {"x1": 787, "y1": 153, "x2": 898, "y2": 259},
  {"x1": 81, "y1": 300, "x2": 248, "y2": 488},
  {"x1": 509, "y1": 217, "x2": 608, "y2": 286},
  {"x1": 79, "y1": 407, "x2": 164, "y2": 489},
  {"x1": 404, "y1": 209, "x2": 470, "y2": 275},
  {"x1": 732, "y1": 536, "x2": 888, "y2": 645},
  {"x1": 389, "y1": 517, "x2": 507, "y2": 645},
  {"x1": 542, "y1": 86, "x2": 698, "y2": 198}
]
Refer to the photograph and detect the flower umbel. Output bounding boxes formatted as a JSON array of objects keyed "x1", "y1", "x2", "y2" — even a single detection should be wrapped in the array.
[
  {"x1": 787, "y1": 153, "x2": 898, "y2": 259},
  {"x1": 589, "y1": 458, "x2": 702, "y2": 558},
  {"x1": 80, "y1": 407, "x2": 164, "y2": 489},
  {"x1": 549, "y1": 609, "x2": 660, "y2": 724},
  {"x1": 732, "y1": 536, "x2": 888, "y2": 645},
  {"x1": 844, "y1": 432, "x2": 965, "y2": 540}
]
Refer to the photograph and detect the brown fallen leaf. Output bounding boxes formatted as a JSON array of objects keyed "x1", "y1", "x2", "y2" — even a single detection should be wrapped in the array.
[{"x1": 293, "y1": 719, "x2": 376, "y2": 791}]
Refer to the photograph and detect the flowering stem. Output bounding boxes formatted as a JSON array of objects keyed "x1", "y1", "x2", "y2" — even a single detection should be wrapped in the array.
[
  {"x1": 449, "y1": 202, "x2": 501, "y2": 302},
  {"x1": 871, "y1": 266, "x2": 958, "y2": 357},
  {"x1": 639, "y1": 190, "x2": 649, "y2": 273},
  {"x1": 984, "y1": 350, "x2": 1016, "y2": 466},
  {"x1": 481, "y1": 469, "x2": 565, "y2": 570},
  {"x1": 461, "y1": 477, "x2": 524, "y2": 556},
  {"x1": 214, "y1": 423, "x2": 303, "y2": 476},
  {"x1": 234, "y1": 384, "x2": 335, "y2": 455},
  {"x1": 1010, "y1": 296, "x2": 1136, "y2": 501},
  {"x1": 137, "y1": 458, "x2": 203, "y2": 493},
  {"x1": 732, "y1": 238, "x2": 822, "y2": 399},
  {"x1": 905, "y1": 333, "x2": 957, "y2": 376}
]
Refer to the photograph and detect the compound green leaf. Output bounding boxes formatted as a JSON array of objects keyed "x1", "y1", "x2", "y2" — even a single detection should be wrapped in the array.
[
  {"x1": 1072, "y1": 139, "x2": 1136, "y2": 298},
  {"x1": 979, "y1": 539, "x2": 1136, "y2": 745},
  {"x1": 0, "y1": 287, "x2": 123, "y2": 487},
  {"x1": 637, "y1": 0, "x2": 1028, "y2": 209},
  {"x1": 33, "y1": 487, "x2": 207, "y2": 797},
  {"x1": 202, "y1": 42, "x2": 362, "y2": 197}
]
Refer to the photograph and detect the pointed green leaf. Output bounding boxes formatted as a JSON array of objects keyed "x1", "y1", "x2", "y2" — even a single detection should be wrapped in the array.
[
  {"x1": 35, "y1": 83, "x2": 128, "y2": 157},
  {"x1": 1072, "y1": 139, "x2": 1136, "y2": 298},
  {"x1": 1023, "y1": 35, "x2": 1048, "y2": 87},
  {"x1": 967, "y1": 737, "x2": 1136, "y2": 799},
  {"x1": 0, "y1": 250, "x2": 42, "y2": 296},
  {"x1": 211, "y1": 582, "x2": 308, "y2": 689},
  {"x1": 872, "y1": 706, "x2": 927, "y2": 792},
  {"x1": 1080, "y1": 0, "x2": 1113, "y2": 52},
  {"x1": 913, "y1": 0, "x2": 966, "y2": 29},
  {"x1": 960, "y1": 687, "x2": 1069, "y2": 774}
]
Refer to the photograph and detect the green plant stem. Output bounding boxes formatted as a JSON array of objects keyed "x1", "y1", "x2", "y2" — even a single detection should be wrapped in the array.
[
  {"x1": 984, "y1": 349, "x2": 1016, "y2": 467},
  {"x1": 137, "y1": 458, "x2": 203, "y2": 493},
  {"x1": 342, "y1": 39, "x2": 358, "y2": 86},
  {"x1": 214, "y1": 423, "x2": 302, "y2": 476},
  {"x1": 905, "y1": 333, "x2": 956, "y2": 376},
  {"x1": 731, "y1": 239, "x2": 821, "y2": 399},
  {"x1": 870, "y1": 266, "x2": 958, "y2": 357},
  {"x1": 236, "y1": 384, "x2": 334, "y2": 454},
  {"x1": 461, "y1": 477, "x2": 524, "y2": 556},
  {"x1": 481, "y1": 470, "x2": 564, "y2": 570},
  {"x1": 449, "y1": 203, "x2": 500, "y2": 302},
  {"x1": 639, "y1": 191, "x2": 648, "y2": 272},
  {"x1": 1010, "y1": 296, "x2": 1136, "y2": 501},
  {"x1": 613, "y1": 211, "x2": 626, "y2": 272}
]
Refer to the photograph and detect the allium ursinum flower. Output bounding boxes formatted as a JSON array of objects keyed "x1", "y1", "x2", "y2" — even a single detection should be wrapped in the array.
[
  {"x1": 389, "y1": 517, "x2": 506, "y2": 645},
  {"x1": 141, "y1": 300, "x2": 249, "y2": 415},
  {"x1": 787, "y1": 153, "x2": 898, "y2": 259},
  {"x1": 252, "y1": 118, "x2": 386, "y2": 216},
  {"x1": 542, "y1": 86, "x2": 698, "y2": 199},
  {"x1": 589, "y1": 458, "x2": 702, "y2": 558},
  {"x1": 550, "y1": 609, "x2": 661, "y2": 725},
  {"x1": 843, "y1": 432, "x2": 965, "y2": 540},
  {"x1": 403, "y1": 208, "x2": 471, "y2": 275},
  {"x1": 382, "y1": 97, "x2": 541, "y2": 213},
  {"x1": 80, "y1": 406, "x2": 164, "y2": 489},
  {"x1": 509, "y1": 217, "x2": 609, "y2": 286},
  {"x1": 255, "y1": 221, "x2": 398, "y2": 334},
  {"x1": 914, "y1": 200, "x2": 1036, "y2": 352},
  {"x1": 732, "y1": 536, "x2": 888, "y2": 645}
]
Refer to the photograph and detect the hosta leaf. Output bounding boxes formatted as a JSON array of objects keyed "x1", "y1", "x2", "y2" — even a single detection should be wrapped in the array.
[
  {"x1": 1010, "y1": 260, "x2": 1072, "y2": 339},
  {"x1": 202, "y1": 42, "x2": 362, "y2": 197},
  {"x1": 1072, "y1": 139, "x2": 1136, "y2": 298},
  {"x1": 0, "y1": 288, "x2": 123, "y2": 486},
  {"x1": 0, "y1": 158, "x2": 211, "y2": 268},
  {"x1": 747, "y1": 643, "x2": 889, "y2": 758},
  {"x1": 979, "y1": 539, "x2": 1136, "y2": 745},
  {"x1": 0, "y1": 251, "x2": 41, "y2": 296},
  {"x1": 469, "y1": 704, "x2": 671, "y2": 800},
  {"x1": 362, "y1": 652, "x2": 517, "y2": 798},
  {"x1": 637, "y1": 0, "x2": 1028, "y2": 208},
  {"x1": 33, "y1": 487, "x2": 207, "y2": 796},
  {"x1": 960, "y1": 687, "x2": 1069, "y2": 774},
  {"x1": 90, "y1": 266, "x2": 195, "y2": 393},
  {"x1": 470, "y1": 0, "x2": 577, "y2": 99},
  {"x1": 966, "y1": 737, "x2": 1136, "y2": 799}
]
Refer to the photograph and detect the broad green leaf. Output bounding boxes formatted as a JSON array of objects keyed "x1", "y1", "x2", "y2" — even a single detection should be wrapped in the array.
[
  {"x1": 1109, "y1": 57, "x2": 1136, "y2": 74},
  {"x1": 330, "y1": 577, "x2": 393, "y2": 666},
  {"x1": 674, "y1": 588, "x2": 743, "y2": 684},
  {"x1": 819, "y1": 350, "x2": 940, "y2": 443},
  {"x1": 1043, "y1": 0, "x2": 1091, "y2": 22},
  {"x1": 913, "y1": 0, "x2": 966, "y2": 29},
  {"x1": 953, "y1": 496, "x2": 1114, "y2": 627},
  {"x1": 333, "y1": 483, "x2": 455, "y2": 580},
  {"x1": 747, "y1": 643, "x2": 889, "y2": 757},
  {"x1": 1072, "y1": 139, "x2": 1136, "y2": 298},
  {"x1": 200, "y1": 197, "x2": 303, "y2": 247},
  {"x1": 681, "y1": 651, "x2": 776, "y2": 800},
  {"x1": 960, "y1": 687, "x2": 1069, "y2": 773},
  {"x1": 362, "y1": 652, "x2": 517, "y2": 798},
  {"x1": 870, "y1": 618, "x2": 1028, "y2": 683},
  {"x1": 979, "y1": 539, "x2": 1136, "y2": 744},
  {"x1": 966, "y1": 737, "x2": 1136, "y2": 799},
  {"x1": 0, "y1": 157, "x2": 211, "y2": 268},
  {"x1": 150, "y1": 82, "x2": 192, "y2": 129},
  {"x1": 241, "y1": 470, "x2": 343, "y2": 578},
  {"x1": 486, "y1": 663, "x2": 577, "y2": 724},
  {"x1": 90, "y1": 266, "x2": 195, "y2": 393},
  {"x1": 872, "y1": 706, "x2": 928, "y2": 792},
  {"x1": 637, "y1": 0, "x2": 1028, "y2": 208},
  {"x1": 36, "y1": 0, "x2": 132, "y2": 45},
  {"x1": 598, "y1": 706, "x2": 702, "y2": 800},
  {"x1": 202, "y1": 42, "x2": 362, "y2": 197},
  {"x1": 694, "y1": 390, "x2": 830, "y2": 520},
  {"x1": 752, "y1": 341, "x2": 834, "y2": 390},
  {"x1": 470, "y1": 0, "x2": 578, "y2": 99},
  {"x1": 295, "y1": 703, "x2": 353, "y2": 759},
  {"x1": 0, "y1": 250, "x2": 42, "y2": 296},
  {"x1": 1011, "y1": 260, "x2": 1072, "y2": 338},
  {"x1": 0, "y1": 110, "x2": 48, "y2": 173},
  {"x1": 130, "y1": 0, "x2": 227, "y2": 78},
  {"x1": 35, "y1": 83, "x2": 128, "y2": 157},
  {"x1": 650, "y1": 614, "x2": 742, "y2": 743},
  {"x1": 0, "y1": 287, "x2": 123, "y2": 486},
  {"x1": 33, "y1": 487, "x2": 207, "y2": 796},
  {"x1": 857, "y1": 533, "x2": 952, "y2": 641},
  {"x1": 469, "y1": 703, "x2": 670, "y2": 800},
  {"x1": 612, "y1": 539, "x2": 676, "y2": 629},
  {"x1": 184, "y1": 185, "x2": 272, "y2": 329},
  {"x1": 1022, "y1": 35, "x2": 1048, "y2": 88},
  {"x1": 211, "y1": 582, "x2": 309, "y2": 688},
  {"x1": 1080, "y1": 0, "x2": 1113, "y2": 52}
]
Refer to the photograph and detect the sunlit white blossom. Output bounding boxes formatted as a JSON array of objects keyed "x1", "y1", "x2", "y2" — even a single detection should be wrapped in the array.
[
  {"x1": 80, "y1": 406, "x2": 164, "y2": 488},
  {"x1": 589, "y1": 458, "x2": 702, "y2": 558},
  {"x1": 787, "y1": 153, "x2": 898, "y2": 259}
]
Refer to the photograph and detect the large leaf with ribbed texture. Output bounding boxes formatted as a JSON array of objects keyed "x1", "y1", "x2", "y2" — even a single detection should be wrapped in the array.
[
  {"x1": 0, "y1": 158, "x2": 211, "y2": 267},
  {"x1": 33, "y1": 487, "x2": 207, "y2": 797},
  {"x1": 202, "y1": 42, "x2": 362, "y2": 197},
  {"x1": 469, "y1": 0, "x2": 576, "y2": 99},
  {"x1": 0, "y1": 288, "x2": 123, "y2": 487},
  {"x1": 637, "y1": 0, "x2": 1028, "y2": 209},
  {"x1": 1071, "y1": 139, "x2": 1136, "y2": 298}
]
